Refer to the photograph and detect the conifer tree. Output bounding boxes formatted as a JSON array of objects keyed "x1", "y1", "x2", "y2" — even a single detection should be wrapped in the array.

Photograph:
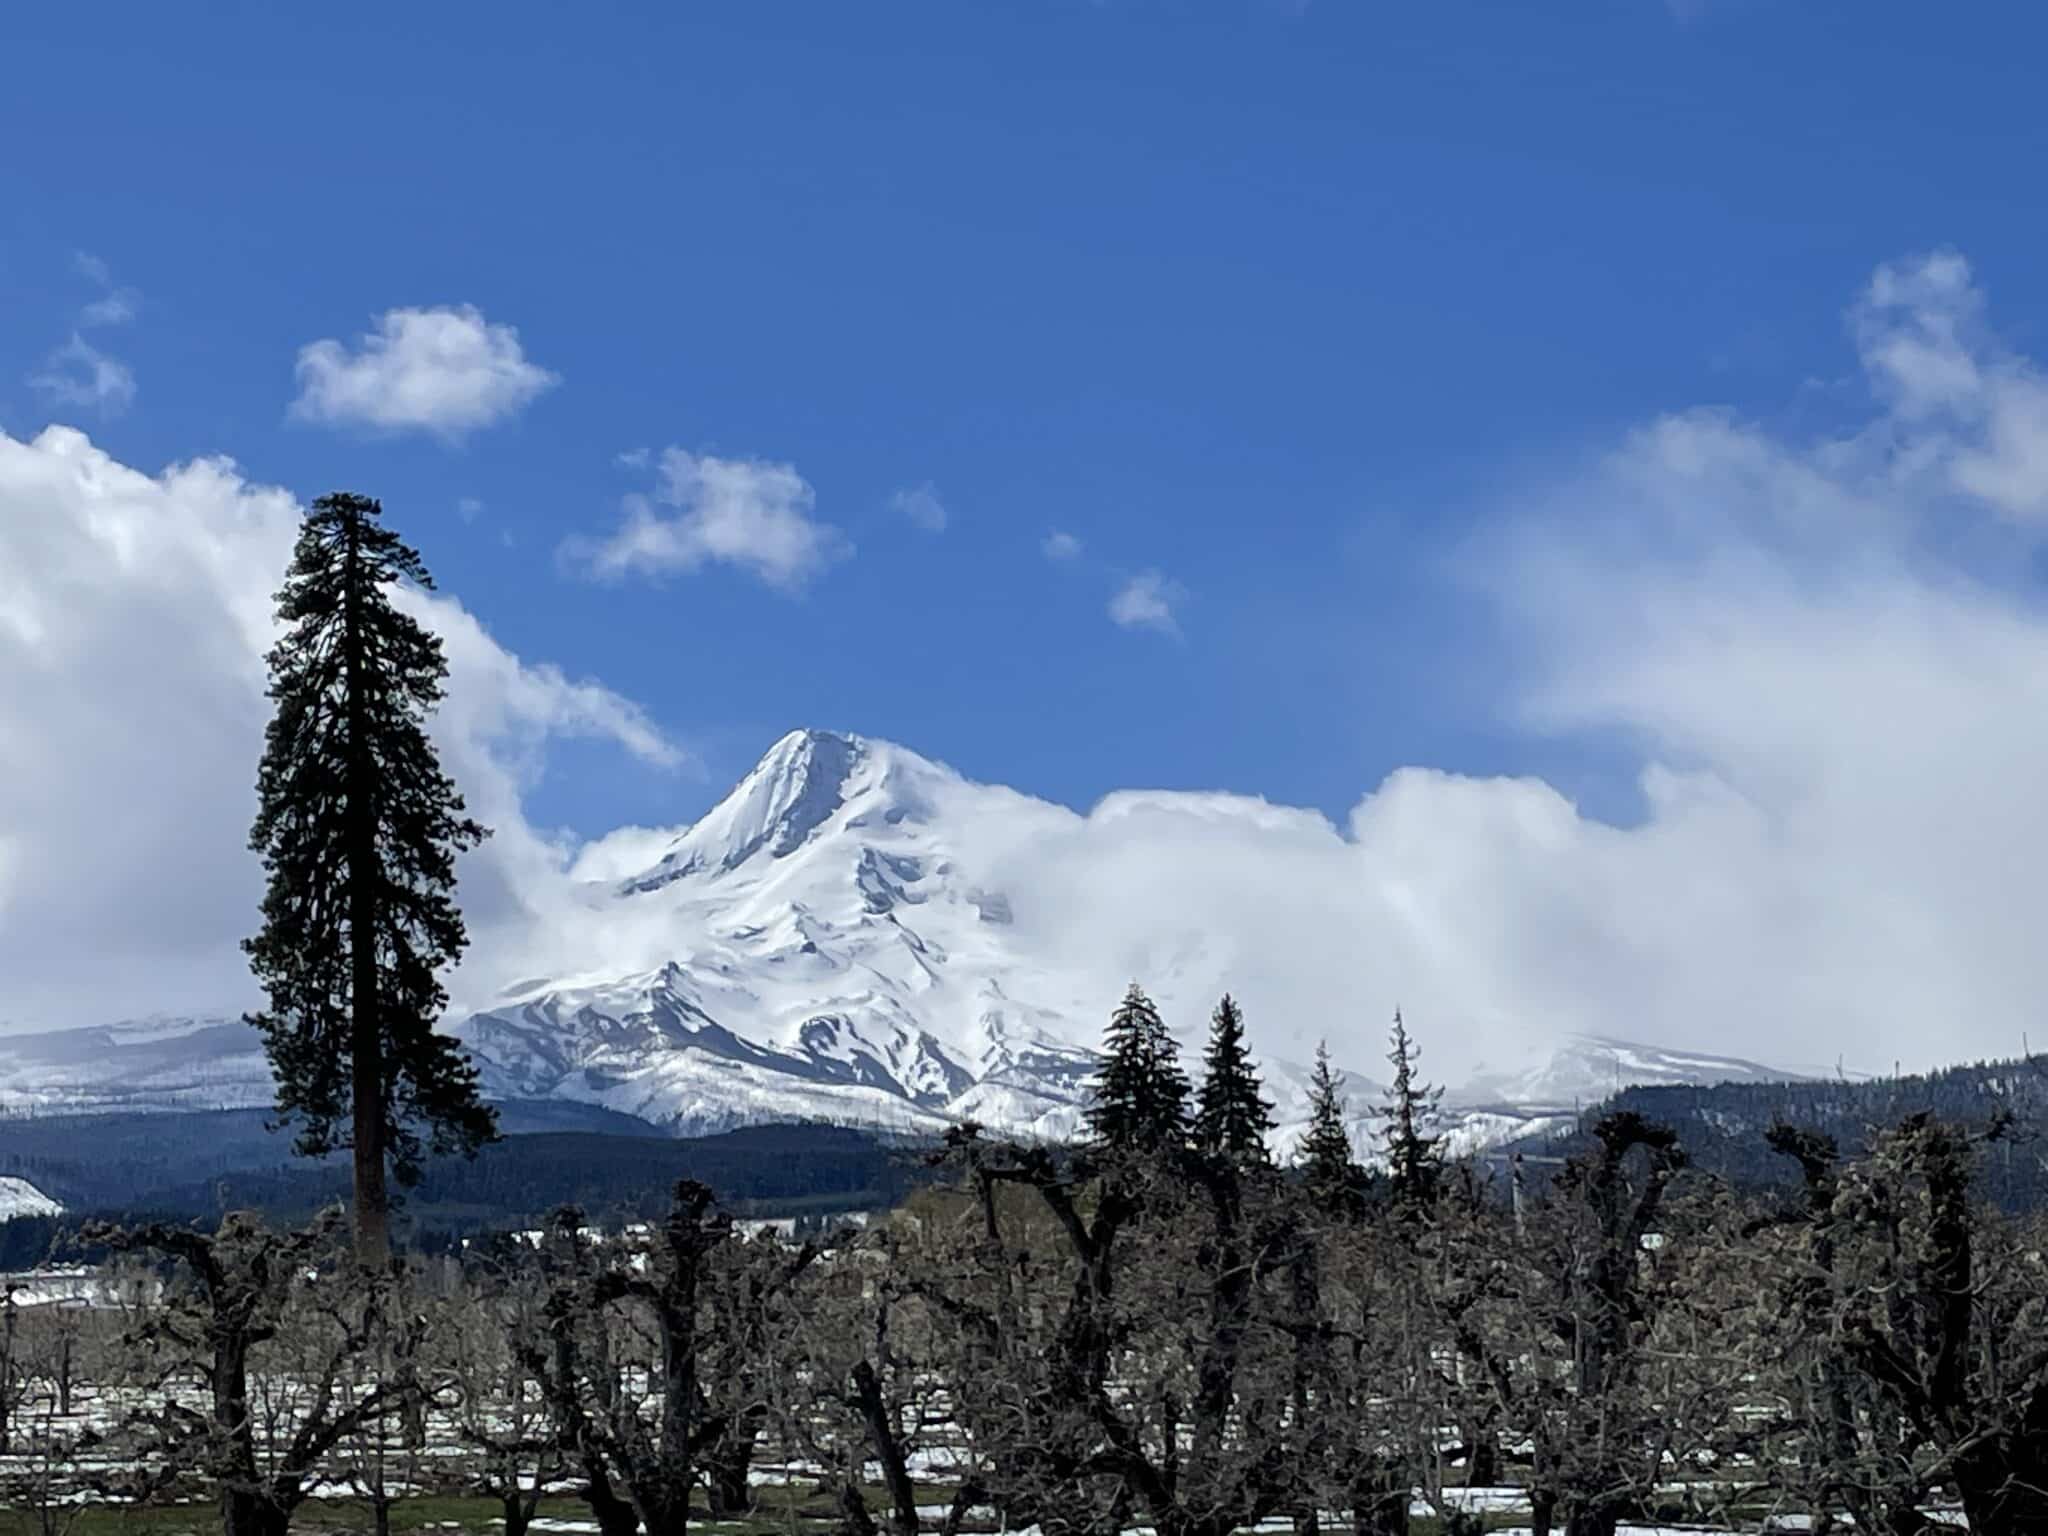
[
  {"x1": 244, "y1": 492, "x2": 497, "y2": 1267},
  {"x1": 1086, "y1": 983, "x2": 1189, "y2": 1155},
  {"x1": 1380, "y1": 1009, "x2": 1444, "y2": 1210},
  {"x1": 1193, "y1": 993, "x2": 1276, "y2": 1167},
  {"x1": 1295, "y1": 1040, "x2": 1363, "y2": 1212}
]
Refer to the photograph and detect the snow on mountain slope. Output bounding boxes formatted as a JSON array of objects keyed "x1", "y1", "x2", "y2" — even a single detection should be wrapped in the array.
[
  {"x1": 1458, "y1": 1035, "x2": 1803, "y2": 1111},
  {"x1": 453, "y1": 730, "x2": 1107, "y2": 1139},
  {"x1": 0, "y1": 1015, "x2": 273, "y2": 1115},
  {"x1": 0, "y1": 1177, "x2": 62, "y2": 1220},
  {"x1": 0, "y1": 730, "x2": 1810, "y2": 1156}
]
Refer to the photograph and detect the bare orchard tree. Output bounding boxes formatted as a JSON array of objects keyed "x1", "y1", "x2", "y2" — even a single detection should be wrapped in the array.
[
  {"x1": 1440, "y1": 1113, "x2": 1690, "y2": 1536},
  {"x1": 694, "y1": 1225, "x2": 823, "y2": 1515},
  {"x1": 1763, "y1": 1113, "x2": 2048, "y2": 1536},
  {"x1": 0, "y1": 1298, "x2": 146, "y2": 1536},
  {"x1": 520, "y1": 1210, "x2": 640, "y2": 1536},
  {"x1": 1296, "y1": 1191, "x2": 1425, "y2": 1536},
  {"x1": 770, "y1": 1226, "x2": 945, "y2": 1536},
  {"x1": 909, "y1": 1128, "x2": 1314, "y2": 1536},
  {"x1": 1744, "y1": 1125, "x2": 1930, "y2": 1536},
  {"x1": 433, "y1": 1238, "x2": 565, "y2": 1536},
  {"x1": 86, "y1": 1211, "x2": 413, "y2": 1536},
  {"x1": 331, "y1": 1274, "x2": 441, "y2": 1536},
  {"x1": 526, "y1": 1182, "x2": 733, "y2": 1536}
]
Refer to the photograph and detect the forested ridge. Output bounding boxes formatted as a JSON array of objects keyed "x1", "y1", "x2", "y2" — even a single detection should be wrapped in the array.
[{"x1": 1514, "y1": 1051, "x2": 2048, "y2": 1209}]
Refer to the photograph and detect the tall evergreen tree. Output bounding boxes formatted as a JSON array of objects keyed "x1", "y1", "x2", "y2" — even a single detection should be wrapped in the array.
[
  {"x1": 244, "y1": 492, "x2": 497, "y2": 1266},
  {"x1": 1295, "y1": 1039, "x2": 1362, "y2": 1212},
  {"x1": 1193, "y1": 994, "x2": 1276, "y2": 1167},
  {"x1": 1380, "y1": 1009, "x2": 1444, "y2": 1210},
  {"x1": 1086, "y1": 983, "x2": 1190, "y2": 1156}
]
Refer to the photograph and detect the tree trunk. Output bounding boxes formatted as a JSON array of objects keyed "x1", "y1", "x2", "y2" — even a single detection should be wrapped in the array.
[
  {"x1": 1563, "y1": 1505, "x2": 1620, "y2": 1536},
  {"x1": 221, "y1": 1488, "x2": 290, "y2": 1536},
  {"x1": 839, "y1": 1479, "x2": 881, "y2": 1536},
  {"x1": 851, "y1": 1358, "x2": 920, "y2": 1536},
  {"x1": 579, "y1": 1465, "x2": 641, "y2": 1536},
  {"x1": 702, "y1": 1448, "x2": 753, "y2": 1517},
  {"x1": 1529, "y1": 1490, "x2": 1557, "y2": 1536},
  {"x1": 939, "y1": 1480, "x2": 988, "y2": 1536},
  {"x1": 1463, "y1": 1421, "x2": 1500, "y2": 1487},
  {"x1": 343, "y1": 523, "x2": 391, "y2": 1271}
]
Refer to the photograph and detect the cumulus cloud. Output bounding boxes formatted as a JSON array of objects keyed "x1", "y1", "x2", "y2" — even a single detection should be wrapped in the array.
[
  {"x1": 1043, "y1": 530, "x2": 1083, "y2": 560},
  {"x1": 28, "y1": 336, "x2": 136, "y2": 415},
  {"x1": 568, "y1": 448, "x2": 851, "y2": 592},
  {"x1": 291, "y1": 305, "x2": 559, "y2": 439},
  {"x1": 890, "y1": 482, "x2": 948, "y2": 533},
  {"x1": 1109, "y1": 569, "x2": 1184, "y2": 635},
  {"x1": 0, "y1": 426, "x2": 680, "y2": 1030}
]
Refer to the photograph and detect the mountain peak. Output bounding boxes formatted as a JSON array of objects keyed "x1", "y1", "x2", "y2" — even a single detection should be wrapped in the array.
[{"x1": 620, "y1": 728, "x2": 956, "y2": 893}]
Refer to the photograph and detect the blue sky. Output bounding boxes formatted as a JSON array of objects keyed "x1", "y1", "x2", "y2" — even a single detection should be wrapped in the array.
[{"x1": 7, "y1": 0, "x2": 2048, "y2": 842}]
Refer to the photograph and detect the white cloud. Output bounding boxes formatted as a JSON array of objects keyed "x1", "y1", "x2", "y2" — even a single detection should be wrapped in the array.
[
  {"x1": 73, "y1": 252, "x2": 138, "y2": 329},
  {"x1": 18, "y1": 250, "x2": 2048, "y2": 1094},
  {"x1": 568, "y1": 448, "x2": 851, "y2": 593},
  {"x1": 1109, "y1": 569, "x2": 1183, "y2": 635},
  {"x1": 890, "y1": 482, "x2": 948, "y2": 533},
  {"x1": 457, "y1": 496, "x2": 484, "y2": 522},
  {"x1": 79, "y1": 294, "x2": 135, "y2": 328},
  {"x1": 0, "y1": 425, "x2": 681, "y2": 1030},
  {"x1": 291, "y1": 305, "x2": 559, "y2": 439},
  {"x1": 1043, "y1": 530, "x2": 1083, "y2": 560},
  {"x1": 28, "y1": 335, "x2": 136, "y2": 415},
  {"x1": 869, "y1": 251, "x2": 2048, "y2": 1086}
]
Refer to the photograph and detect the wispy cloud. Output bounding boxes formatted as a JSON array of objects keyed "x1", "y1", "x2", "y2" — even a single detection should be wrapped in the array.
[
  {"x1": 72, "y1": 251, "x2": 139, "y2": 328},
  {"x1": 28, "y1": 254, "x2": 140, "y2": 414},
  {"x1": 1109, "y1": 569, "x2": 1184, "y2": 635},
  {"x1": 1043, "y1": 530, "x2": 1083, "y2": 561},
  {"x1": 291, "y1": 304, "x2": 559, "y2": 440},
  {"x1": 566, "y1": 447, "x2": 851, "y2": 593},
  {"x1": 890, "y1": 482, "x2": 948, "y2": 533},
  {"x1": 29, "y1": 335, "x2": 137, "y2": 415}
]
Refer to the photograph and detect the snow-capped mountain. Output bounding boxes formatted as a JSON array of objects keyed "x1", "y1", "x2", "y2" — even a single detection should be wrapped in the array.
[
  {"x1": 0, "y1": 1178, "x2": 63, "y2": 1221},
  {"x1": 0, "y1": 730, "x2": 1810, "y2": 1155}
]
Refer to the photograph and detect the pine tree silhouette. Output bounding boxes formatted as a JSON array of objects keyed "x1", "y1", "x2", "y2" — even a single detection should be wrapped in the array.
[
  {"x1": 1296, "y1": 1039, "x2": 1363, "y2": 1213},
  {"x1": 244, "y1": 492, "x2": 497, "y2": 1265},
  {"x1": 1193, "y1": 994, "x2": 1276, "y2": 1167},
  {"x1": 1087, "y1": 983, "x2": 1190, "y2": 1155},
  {"x1": 1380, "y1": 1009, "x2": 1444, "y2": 1211}
]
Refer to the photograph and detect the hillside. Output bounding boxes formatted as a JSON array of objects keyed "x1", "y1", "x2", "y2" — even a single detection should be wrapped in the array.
[{"x1": 1509, "y1": 1054, "x2": 2048, "y2": 1210}]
